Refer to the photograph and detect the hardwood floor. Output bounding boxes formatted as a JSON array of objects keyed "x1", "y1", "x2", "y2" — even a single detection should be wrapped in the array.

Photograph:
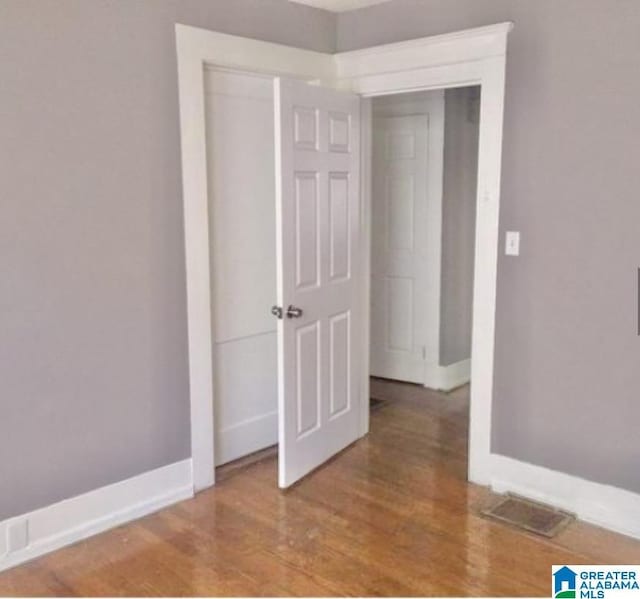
[{"x1": 2, "y1": 379, "x2": 639, "y2": 596}]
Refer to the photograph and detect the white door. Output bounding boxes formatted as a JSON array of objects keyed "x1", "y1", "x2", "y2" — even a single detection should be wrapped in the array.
[
  {"x1": 204, "y1": 69, "x2": 278, "y2": 466},
  {"x1": 274, "y1": 78, "x2": 361, "y2": 488},
  {"x1": 370, "y1": 112, "x2": 440, "y2": 384}
]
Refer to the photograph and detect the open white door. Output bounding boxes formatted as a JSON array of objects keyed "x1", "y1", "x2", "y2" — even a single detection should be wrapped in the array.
[{"x1": 274, "y1": 78, "x2": 361, "y2": 488}]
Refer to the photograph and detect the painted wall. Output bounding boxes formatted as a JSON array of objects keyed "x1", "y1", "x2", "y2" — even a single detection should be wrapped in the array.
[
  {"x1": 0, "y1": 0, "x2": 334, "y2": 521},
  {"x1": 338, "y1": 0, "x2": 640, "y2": 493},
  {"x1": 440, "y1": 86, "x2": 479, "y2": 366}
]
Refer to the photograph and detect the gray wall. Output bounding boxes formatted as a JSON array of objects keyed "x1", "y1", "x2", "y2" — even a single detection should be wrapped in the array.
[
  {"x1": 339, "y1": 0, "x2": 640, "y2": 494},
  {"x1": 440, "y1": 86, "x2": 479, "y2": 366},
  {"x1": 0, "y1": 0, "x2": 334, "y2": 521},
  {"x1": 4, "y1": 0, "x2": 640, "y2": 523}
]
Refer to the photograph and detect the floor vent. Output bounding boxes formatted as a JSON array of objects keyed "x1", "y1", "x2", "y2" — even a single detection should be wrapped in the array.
[{"x1": 481, "y1": 493, "x2": 574, "y2": 538}]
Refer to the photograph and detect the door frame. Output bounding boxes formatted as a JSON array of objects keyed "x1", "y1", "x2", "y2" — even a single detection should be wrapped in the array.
[
  {"x1": 175, "y1": 25, "x2": 333, "y2": 490},
  {"x1": 176, "y1": 22, "x2": 512, "y2": 491},
  {"x1": 336, "y1": 23, "x2": 512, "y2": 484}
]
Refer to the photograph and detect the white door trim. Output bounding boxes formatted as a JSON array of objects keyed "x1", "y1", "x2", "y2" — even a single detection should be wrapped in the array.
[
  {"x1": 423, "y1": 94, "x2": 445, "y2": 382},
  {"x1": 336, "y1": 22, "x2": 512, "y2": 485},
  {"x1": 175, "y1": 24, "x2": 334, "y2": 491},
  {"x1": 176, "y1": 22, "x2": 512, "y2": 491}
]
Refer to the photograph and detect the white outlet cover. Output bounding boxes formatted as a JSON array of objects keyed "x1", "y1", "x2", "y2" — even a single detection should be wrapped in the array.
[{"x1": 505, "y1": 231, "x2": 520, "y2": 256}]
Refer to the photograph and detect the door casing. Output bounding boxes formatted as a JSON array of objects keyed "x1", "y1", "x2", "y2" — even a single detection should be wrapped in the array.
[{"x1": 175, "y1": 22, "x2": 513, "y2": 491}]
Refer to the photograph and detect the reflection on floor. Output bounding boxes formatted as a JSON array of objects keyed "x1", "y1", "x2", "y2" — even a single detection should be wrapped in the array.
[{"x1": 2, "y1": 378, "x2": 640, "y2": 596}]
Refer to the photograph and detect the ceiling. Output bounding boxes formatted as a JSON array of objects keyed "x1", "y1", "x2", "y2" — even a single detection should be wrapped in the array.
[{"x1": 289, "y1": 0, "x2": 390, "y2": 13}]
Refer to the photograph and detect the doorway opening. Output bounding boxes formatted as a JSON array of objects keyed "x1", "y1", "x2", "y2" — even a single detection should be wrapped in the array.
[
  {"x1": 368, "y1": 86, "x2": 480, "y2": 479},
  {"x1": 205, "y1": 72, "x2": 482, "y2": 487}
]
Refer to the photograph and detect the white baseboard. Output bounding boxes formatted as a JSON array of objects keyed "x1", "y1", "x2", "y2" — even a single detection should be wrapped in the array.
[
  {"x1": 424, "y1": 358, "x2": 470, "y2": 392},
  {"x1": 0, "y1": 459, "x2": 193, "y2": 573},
  {"x1": 216, "y1": 410, "x2": 278, "y2": 466},
  {"x1": 490, "y1": 454, "x2": 640, "y2": 541}
]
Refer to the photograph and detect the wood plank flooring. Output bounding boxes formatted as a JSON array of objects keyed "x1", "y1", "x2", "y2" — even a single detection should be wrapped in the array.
[{"x1": 1, "y1": 378, "x2": 639, "y2": 596}]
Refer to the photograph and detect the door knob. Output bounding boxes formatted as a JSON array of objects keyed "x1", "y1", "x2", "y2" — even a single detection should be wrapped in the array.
[
  {"x1": 271, "y1": 305, "x2": 283, "y2": 319},
  {"x1": 286, "y1": 305, "x2": 303, "y2": 318}
]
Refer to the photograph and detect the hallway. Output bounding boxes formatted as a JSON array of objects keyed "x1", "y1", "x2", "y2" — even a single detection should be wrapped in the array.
[{"x1": 1, "y1": 380, "x2": 639, "y2": 596}]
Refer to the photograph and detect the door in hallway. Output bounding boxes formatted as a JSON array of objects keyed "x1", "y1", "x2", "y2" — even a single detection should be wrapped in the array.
[{"x1": 370, "y1": 103, "x2": 443, "y2": 384}]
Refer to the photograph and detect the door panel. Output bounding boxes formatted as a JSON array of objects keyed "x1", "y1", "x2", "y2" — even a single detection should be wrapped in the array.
[
  {"x1": 275, "y1": 78, "x2": 361, "y2": 488},
  {"x1": 296, "y1": 322, "x2": 321, "y2": 437},
  {"x1": 329, "y1": 310, "x2": 350, "y2": 417},
  {"x1": 294, "y1": 173, "x2": 320, "y2": 289},
  {"x1": 388, "y1": 173, "x2": 415, "y2": 250},
  {"x1": 329, "y1": 174, "x2": 350, "y2": 281},
  {"x1": 388, "y1": 275, "x2": 414, "y2": 352}
]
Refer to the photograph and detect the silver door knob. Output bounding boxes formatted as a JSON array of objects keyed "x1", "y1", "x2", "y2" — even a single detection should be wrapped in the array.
[
  {"x1": 271, "y1": 305, "x2": 283, "y2": 319},
  {"x1": 286, "y1": 305, "x2": 303, "y2": 318}
]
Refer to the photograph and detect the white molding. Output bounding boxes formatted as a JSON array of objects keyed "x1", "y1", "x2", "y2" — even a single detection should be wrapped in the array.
[
  {"x1": 335, "y1": 23, "x2": 513, "y2": 80},
  {"x1": 216, "y1": 411, "x2": 278, "y2": 466},
  {"x1": 339, "y1": 24, "x2": 512, "y2": 486},
  {"x1": 290, "y1": 0, "x2": 389, "y2": 13},
  {"x1": 358, "y1": 97, "x2": 372, "y2": 437},
  {"x1": 175, "y1": 24, "x2": 333, "y2": 491},
  {"x1": 424, "y1": 92, "x2": 444, "y2": 369},
  {"x1": 490, "y1": 455, "x2": 640, "y2": 541},
  {"x1": 176, "y1": 25, "x2": 334, "y2": 81},
  {"x1": 424, "y1": 358, "x2": 471, "y2": 392},
  {"x1": 0, "y1": 460, "x2": 193, "y2": 573}
]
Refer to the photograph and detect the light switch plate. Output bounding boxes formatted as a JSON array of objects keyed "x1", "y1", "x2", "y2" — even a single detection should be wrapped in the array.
[{"x1": 505, "y1": 231, "x2": 520, "y2": 256}]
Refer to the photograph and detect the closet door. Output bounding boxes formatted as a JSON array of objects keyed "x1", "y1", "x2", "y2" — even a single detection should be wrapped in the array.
[{"x1": 204, "y1": 69, "x2": 278, "y2": 466}]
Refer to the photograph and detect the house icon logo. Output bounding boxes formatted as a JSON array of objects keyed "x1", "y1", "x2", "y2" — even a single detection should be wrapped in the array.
[{"x1": 554, "y1": 566, "x2": 577, "y2": 598}]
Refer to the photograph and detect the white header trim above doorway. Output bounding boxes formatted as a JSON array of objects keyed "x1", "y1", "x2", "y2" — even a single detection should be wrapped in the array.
[{"x1": 335, "y1": 22, "x2": 512, "y2": 79}]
